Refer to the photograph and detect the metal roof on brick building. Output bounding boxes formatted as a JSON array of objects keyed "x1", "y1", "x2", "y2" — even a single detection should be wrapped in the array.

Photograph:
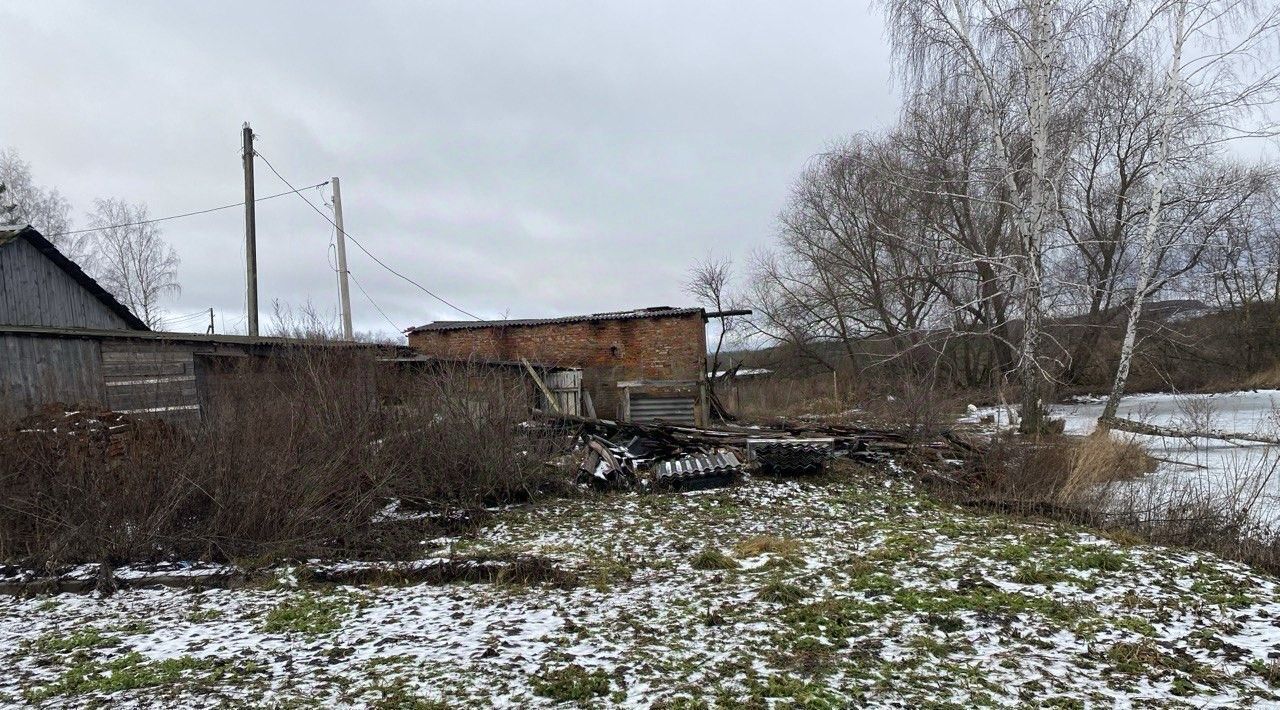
[{"x1": 406, "y1": 306, "x2": 704, "y2": 334}]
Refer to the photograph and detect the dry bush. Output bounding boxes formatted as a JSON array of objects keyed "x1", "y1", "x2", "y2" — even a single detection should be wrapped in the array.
[
  {"x1": 1087, "y1": 448, "x2": 1280, "y2": 573},
  {"x1": 375, "y1": 360, "x2": 567, "y2": 508},
  {"x1": 941, "y1": 429, "x2": 1280, "y2": 575},
  {"x1": 942, "y1": 431, "x2": 1154, "y2": 518},
  {"x1": 733, "y1": 367, "x2": 967, "y2": 434},
  {"x1": 0, "y1": 414, "x2": 192, "y2": 569},
  {"x1": 853, "y1": 379, "x2": 967, "y2": 439},
  {"x1": 0, "y1": 349, "x2": 564, "y2": 568},
  {"x1": 1057, "y1": 431, "x2": 1158, "y2": 503}
]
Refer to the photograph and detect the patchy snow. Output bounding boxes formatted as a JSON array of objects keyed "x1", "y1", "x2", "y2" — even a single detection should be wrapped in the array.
[{"x1": 3, "y1": 470, "x2": 1280, "y2": 706}]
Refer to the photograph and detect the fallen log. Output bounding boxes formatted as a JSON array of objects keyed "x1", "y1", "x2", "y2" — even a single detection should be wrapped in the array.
[{"x1": 1099, "y1": 416, "x2": 1280, "y2": 446}]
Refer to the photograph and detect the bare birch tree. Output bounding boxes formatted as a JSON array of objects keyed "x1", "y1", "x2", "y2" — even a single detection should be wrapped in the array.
[
  {"x1": 0, "y1": 148, "x2": 83, "y2": 261},
  {"x1": 84, "y1": 198, "x2": 181, "y2": 329},
  {"x1": 1101, "y1": 0, "x2": 1280, "y2": 420},
  {"x1": 879, "y1": 0, "x2": 1097, "y2": 431}
]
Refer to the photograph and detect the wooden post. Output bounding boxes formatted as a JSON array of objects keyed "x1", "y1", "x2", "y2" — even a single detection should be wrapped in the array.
[
  {"x1": 522, "y1": 358, "x2": 561, "y2": 414},
  {"x1": 331, "y1": 177, "x2": 353, "y2": 340},
  {"x1": 242, "y1": 122, "x2": 259, "y2": 337}
]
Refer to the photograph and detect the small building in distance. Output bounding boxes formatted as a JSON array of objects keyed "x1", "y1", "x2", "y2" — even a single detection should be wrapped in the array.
[
  {"x1": 407, "y1": 306, "x2": 711, "y2": 425},
  {"x1": 1, "y1": 224, "x2": 581, "y2": 423}
]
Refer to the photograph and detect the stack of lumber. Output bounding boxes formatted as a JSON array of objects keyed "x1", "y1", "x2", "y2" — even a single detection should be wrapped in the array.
[{"x1": 536, "y1": 411, "x2": 985, "y2": 469}]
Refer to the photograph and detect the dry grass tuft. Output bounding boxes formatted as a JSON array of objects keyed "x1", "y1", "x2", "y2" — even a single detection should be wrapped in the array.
[
  {"x1": 691, "y1": 548, "x2": 740, "y2": 571},
  {"x1": 1057, "y1": 431, "x2": 1158, "y2": 503},
  {"x1": 734, "y1": 536, "x2": 803, "y2": 558}
]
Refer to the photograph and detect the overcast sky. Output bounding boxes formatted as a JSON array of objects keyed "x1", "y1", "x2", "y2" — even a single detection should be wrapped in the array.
[{"x1": 1, "y1": 1, "x2": 896, "y2": 338}]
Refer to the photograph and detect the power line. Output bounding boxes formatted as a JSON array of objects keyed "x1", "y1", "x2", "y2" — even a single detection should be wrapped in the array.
[
  {"x1": 348, "y1": 269, "x2": 402, "y2": 335},
  {"x1": 252, "y1": 148, "x2": 483, "y2": 321},
  {"x1": 44, "y1": 181, "x2": 330, "y2": 238}
]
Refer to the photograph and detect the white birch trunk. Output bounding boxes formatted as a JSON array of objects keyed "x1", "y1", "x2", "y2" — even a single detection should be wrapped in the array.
[
  {"x1": 1100, "y1": 0, "x2": 1188, "y2": 422},
  {"x1": 945, "y1": 0, "x2": 1055, "y2": 432},
  {"x1": 1019, "y1": 0, "x2": 1053, "y2": 433}
]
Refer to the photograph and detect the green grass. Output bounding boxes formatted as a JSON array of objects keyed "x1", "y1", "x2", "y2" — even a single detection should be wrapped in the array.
[
  {"x1": 187, "y1": 608, "x2": 225, "y2": 623},
  {"x1": 1063, "y1": 547, "x2": 1128, "y2": 572},
  {"x1": 1012, "y1": 563, "x2": 1066, "y2": 586},
  {"x1": 261, "y1": 593, "x2": 349, "y2": 635},
  {"x1": 532, "y1": 664, "x2": 611, "y2": 702},
  {"x1": 26, "y1": 627, "x2": 120, "y2": 655},
  {"x1": 24, "y1": 652, "x2": 249, "y2": 701}
]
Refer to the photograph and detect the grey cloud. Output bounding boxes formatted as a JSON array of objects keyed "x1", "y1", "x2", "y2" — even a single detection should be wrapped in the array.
[{"x1": 0, "y1": 0, "x2": 897, "y2": 337}]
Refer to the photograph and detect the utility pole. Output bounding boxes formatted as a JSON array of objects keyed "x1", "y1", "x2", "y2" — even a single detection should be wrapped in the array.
[
  {"x1": 207, "y1": 307, "x2": 215, "y2": 335},
  {"x1": 331, "y1": 176, "x2": 354, "y2": 340},
  {"x1": 242, "y1": 122, "x2": 259, "y2": 337}
]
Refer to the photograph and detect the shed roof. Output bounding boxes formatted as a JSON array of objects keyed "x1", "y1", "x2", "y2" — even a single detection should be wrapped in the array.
[
  {"x1": 0, "y1": 323, "x2": 406, "y2": 350},
  {"x1": 407, "y1": 306, "x2": 704, "y2": 334},
  {"x1": 0, "y1": 224, "x2": 150, "y2": 331}
]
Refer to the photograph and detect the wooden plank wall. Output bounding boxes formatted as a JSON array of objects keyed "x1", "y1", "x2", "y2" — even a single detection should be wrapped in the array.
[
  {"x1": 101, "y1": 340, "x2": 201, "y2": 424},
  {"x1": 0, "y1": 333, "x2": 106, "y2": 419},
  {"x1": 0, "y1": 239, "x2": 132, "y2": 329}
]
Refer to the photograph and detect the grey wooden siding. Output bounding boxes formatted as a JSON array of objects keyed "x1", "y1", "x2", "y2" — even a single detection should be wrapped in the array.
[
  {"x1": 0, "y1": 333, "x2": 106, "y2": 419},
  {"x1": 0, "y1": 239, "x2": 131, "y2": 329},
  {"x1": 102, "y1": 340, "x2": 201, "y2": 422},
  {"x1": 544, "y1": 369, "x2": 582, "y2": 416}
]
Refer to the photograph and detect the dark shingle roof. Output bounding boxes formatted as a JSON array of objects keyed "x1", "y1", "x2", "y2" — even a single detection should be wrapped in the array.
[
  {"x1": 0, "y1": 224, "x2": 150, "y2": 331},
  {"x1": 407, "y1": 306, "x2": 704, "y2": 334}
]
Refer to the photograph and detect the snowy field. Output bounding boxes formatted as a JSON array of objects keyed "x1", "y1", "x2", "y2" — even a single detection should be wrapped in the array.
[{"x1": 3, "y1": 465, "x2": 1280, "y2": 707}]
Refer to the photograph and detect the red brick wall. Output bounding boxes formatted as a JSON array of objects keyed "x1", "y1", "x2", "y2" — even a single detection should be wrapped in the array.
[{"x1": 407, "y1": 313, "x2": 707, "y2": 418}]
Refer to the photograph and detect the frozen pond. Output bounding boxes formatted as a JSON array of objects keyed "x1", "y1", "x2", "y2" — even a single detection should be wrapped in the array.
[{"x1": 968, "y1": 390, "x2": 1280, "y2": 530}]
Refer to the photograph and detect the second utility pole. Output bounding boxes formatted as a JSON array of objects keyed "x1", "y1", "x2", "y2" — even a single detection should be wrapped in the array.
[
  {"x1": 331, "y1": 177, "x2": 353, "y2": 340},
  {"x1": 242, "y1": 122, "x2": 259, "y2": 337}
]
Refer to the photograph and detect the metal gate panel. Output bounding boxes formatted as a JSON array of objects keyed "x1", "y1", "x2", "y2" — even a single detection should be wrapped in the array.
[{"x1": 629, "y1": 395, "x2": 696, "y2": 426}]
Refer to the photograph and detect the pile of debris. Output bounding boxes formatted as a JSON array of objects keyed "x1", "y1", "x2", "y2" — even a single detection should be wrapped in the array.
[
  {"x1": 546, "y1": 411, "x2": 984, "y2": 492},
  {"x1": 13, "y1": 403, "x2": 184, "y2": 459}
]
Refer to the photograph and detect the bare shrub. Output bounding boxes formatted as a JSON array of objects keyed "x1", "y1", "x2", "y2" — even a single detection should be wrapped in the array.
[
  {"x1": 375, "y1": 360, "x2": 566, "y2": 508},
  {"x1": 950, "y1": 434, "x2": 1081, "y2": 510},
  {"x1": 0, "y1": 410, "x2": 191, "y2": 568},
  {"x1": 1172, "y1": 395, "x2": 1218, "y2": 435},
  {"x1": 0, "y1": 348, "x2": 564, "y2": 568},
  {"x1": 733, "y1": 372, "x2": 846, "y2": 420}
]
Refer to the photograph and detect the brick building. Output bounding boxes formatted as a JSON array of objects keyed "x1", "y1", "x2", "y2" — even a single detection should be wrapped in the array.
[{"x1": 406, "y1": 306, "x2": 710, "y2": 424}]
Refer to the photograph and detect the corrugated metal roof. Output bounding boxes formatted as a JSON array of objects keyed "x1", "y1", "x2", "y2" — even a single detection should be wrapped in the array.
[
  {"x1": 407, "y1": 306, "x2": 704, "y2": 333},
  {"x1": 1, "y1": 225, "x2": 150, "y2": 331},
  {"x1": 652, "y1": 451, "x2": 743, "y2": 482}
]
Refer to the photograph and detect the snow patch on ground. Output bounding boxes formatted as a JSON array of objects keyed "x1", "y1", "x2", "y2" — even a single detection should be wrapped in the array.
[{"x1": 3, "y1": 471, "x2": 1280, "y2": 706}]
